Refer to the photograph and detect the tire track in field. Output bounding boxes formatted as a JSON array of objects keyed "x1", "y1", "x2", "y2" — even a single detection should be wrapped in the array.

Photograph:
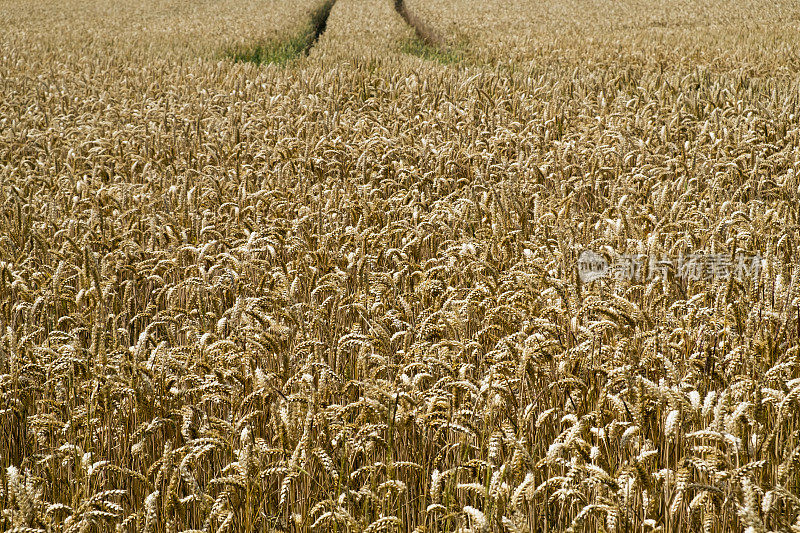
[
  {"x1": 222, "y1": 0, "x2": 338, "y2": 64},
  {"x1": 393, "y1": 0, "x2": 443, "y2": 47},
  {"x1": 305, "y1": 0, "x2": 337, "y2": 55}
]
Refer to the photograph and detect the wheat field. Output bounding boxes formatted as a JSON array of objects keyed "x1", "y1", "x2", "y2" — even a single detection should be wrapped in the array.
[{"x1": 1, "y1": 0, "x2": 800, "y2": 531}]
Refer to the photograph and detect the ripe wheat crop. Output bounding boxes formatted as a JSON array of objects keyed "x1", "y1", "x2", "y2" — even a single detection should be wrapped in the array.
[{"x1": 1, "y1": 0, "x2": 800, "y2": 531}]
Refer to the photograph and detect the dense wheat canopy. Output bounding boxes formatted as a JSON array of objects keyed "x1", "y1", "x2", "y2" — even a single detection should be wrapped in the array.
[{"x1": 1, "y1": 0, "x2": 800, "y2": 531}]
